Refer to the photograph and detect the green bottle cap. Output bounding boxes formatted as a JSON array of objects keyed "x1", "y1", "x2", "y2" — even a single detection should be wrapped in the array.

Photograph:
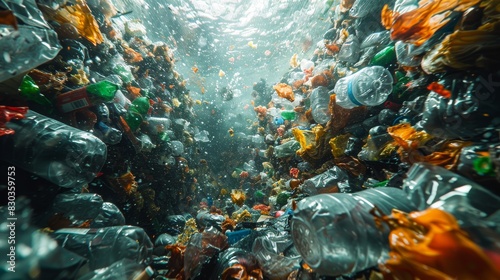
[
  {"x1": 473, "y1": 156, "x2": 494, "y2": 176},
  {"x1": 86, "y1": 80, "x2": 119, "y2": 102}
]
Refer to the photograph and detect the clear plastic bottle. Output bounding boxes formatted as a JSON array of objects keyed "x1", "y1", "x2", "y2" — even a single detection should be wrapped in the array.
[
  {"x1": 333, "y1": 66, "x2": 394, "y2": 109},
  {"x1": 309, "y1": 86, "x2": 332, "y2": 124},
  {"x1": 0, "y1": 110, "x2": 107, "y2": 188},
  {"x1": 273, "y1": 140, "x2": 301, "y2": 158},
  {"x1": 338, "y1": 34, "x2": 360, "y2": 64},
  {"x1": 51, "y1": 226, "x2": 153, "y2": 270},
  {"x1": 291, "y1": 187, "x2": 416, "y2": 276}
]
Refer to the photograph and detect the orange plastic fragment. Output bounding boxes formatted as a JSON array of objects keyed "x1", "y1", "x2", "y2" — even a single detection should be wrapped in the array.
[
  {"x1": 50, "y1": 0, "x2": 104, "y2": 45},
  {"x1": 427, "y1": 82, "x2": 451, "y2": 98},
  {"x1": 230, "y1": 189, "x2": 246, "y2": 207},
  {"x1": 375, "y1": 208, "x2": 500, "y2": 280},
  {"x1": 387, "y1": 123, "x2": 471, "y2": 169},
  {"x1": 381, "y1": 0, "x2": 481, "y2": 46},
  {"x1": 273, "y1": 83, "x2": 295, "y2": 102}
]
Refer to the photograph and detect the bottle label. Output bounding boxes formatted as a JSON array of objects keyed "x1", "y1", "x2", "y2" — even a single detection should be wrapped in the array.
[
  {"x1": 55, "y1": 228, "x2": 91, "y2": 235},
  {"x1": 56, "y1": 88, "x2": 91, "y2": 113},
  {"x1": 347, "y1": 80, "x2": 363, "y2": 106}
]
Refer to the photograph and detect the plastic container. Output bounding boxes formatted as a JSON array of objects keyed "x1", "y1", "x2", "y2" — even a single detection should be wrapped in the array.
[
  {"x1": 291, "y1": 187, "x2": 416, "y2": 276},
  {"x1": 309, "y1": 86, "x2": 331, "y2": 124},
  {"x1": 273, "y1": 140, "x2": 301, "y2": 158},
  {"x1": 333, "y1": 66, "x2": 393, "y2": 109},
  {"x1": 51, "y1": 226, "x2": 153, "y2": 270},
  {"x1": 0, "y1": 110, "x2": 107, "y2": 188}
]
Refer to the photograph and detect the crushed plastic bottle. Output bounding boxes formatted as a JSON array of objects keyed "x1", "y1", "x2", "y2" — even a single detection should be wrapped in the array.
[
  {"x1": 291, "y1": 187, "x2": 416, "y2": 276},
  {"x1": 338, "y1": 34, "x2": 360, "y2": 63},
  {"x1": 252, "y1": 232, "x2": 301, "y2": 280},
  {"x1": 334, "y1": 66, "x2": 394, "y2": 109},
  {"x1": 309, "y1": 86, "x2": 332, "y2": 124},
  {"x1": 273, "y1": 140, "x2": 301, "y2": 158},
  {"x1": 0, "y1": 110, "x2": 107, "y2": 188}
]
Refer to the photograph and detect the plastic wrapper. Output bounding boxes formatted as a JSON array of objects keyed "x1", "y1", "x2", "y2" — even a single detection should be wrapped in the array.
[
  {"x1": 291, "y1": 187, "x2": 416, "y2": 276},
  {"x1": 422, "y1": 6, "x2": 500, "y2": 73},
  {"x1": 292, "y1": 125, "x2": 334, "y2": 167},
  {"x1": 154, "y1": 233, "x2": 177, "y2": 247},
  {"x1": 381, "y1": 0, "x2": 481, "y2": 46},
  {"x1": 0, "y1": 0, "x2": 62, "y2": 83},
  {"x1": 252, "y1": 232, "x2": 301, "y2": 280},
  {"x1": 40, "y1": 0, "x2": 104, "y2": 46},
  {"x1": 387, "y1": 122, "x2": 471, "y2": 169},
  {"x1": 51, "y1": 225, "x2": 153, "y2": 270}
]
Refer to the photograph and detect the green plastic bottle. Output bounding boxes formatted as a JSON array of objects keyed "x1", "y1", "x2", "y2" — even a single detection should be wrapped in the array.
[
  {"x1": 280, "y1": 110, "x2": 296, "y2": 121},
  {"x1": 125, "y1": 97, "x2": 150, "y2": 131},
  {"x1": 86, "y1": 80, "x2": 119, "y2": 102},
  {"x1": 369, "y1": 45, "x2": 396, "y2": 67},
  {"x1": 19, "y1": 75, "x2": 53, "y2": 112}
]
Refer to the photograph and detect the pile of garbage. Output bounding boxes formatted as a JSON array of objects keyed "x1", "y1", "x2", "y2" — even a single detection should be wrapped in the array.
[{"x1": 1, "y1": 0, "x2": 500, "y2": 279}]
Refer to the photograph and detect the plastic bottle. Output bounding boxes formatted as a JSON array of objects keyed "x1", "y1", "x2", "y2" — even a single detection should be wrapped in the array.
[
  {"x1": 301, "y1": 166, "x2": 352, "y2": 195},
  {"x1": 395, "y1": 41, "x2": 422, "y2": 67},
  {"x1": 403, "y1": 163, "x2": 500, "y2": 217},
  {"x1": 210, "y1": 248, "x2": 260, "y2": 280},
  {"x1": 369, "y1": 45, "x2": 397, "y2": 66},
  {"x1": 56, "y1": 80, "x2": 119, "y2": 113},
  {"x1": 280, "y1": 110, "x2": 296, "y2": 121},
  {"x1": 333, "y1": 66, "x2": 394, "y2": 109},
  {"x1": 51, "y1": 226, "x2": 153, "y2": 270},
  {"x1": 338, "y1": 34, "x2": 360, "y2": 64},
  {"x1": 273, "y1": 140, "x2": 301, "y2": 158},
  {"x1": 18, "y1": 75, "x2": 53, "y2": 111},
  {"x1": 94, "y1": 121, "x2": 123, "y2": 144},
  {"x1": 0, "y1": 110, "x2": 107, "y2": 188},
  {"x1": 252, "y1": 232, "x2": 301, "y2": 280},
  {"x1": 309, "y1": 86, "x2": 331, "y2": 124},
  {"x1": 291, "y1": 187, "x2": 416, "y2": 276},
  {"x1": 350, "y1": 0, "x2": 382, "y2": 18},
  {"x1": 125, "y1": 96, "x2": 150, "y2": 131}
]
